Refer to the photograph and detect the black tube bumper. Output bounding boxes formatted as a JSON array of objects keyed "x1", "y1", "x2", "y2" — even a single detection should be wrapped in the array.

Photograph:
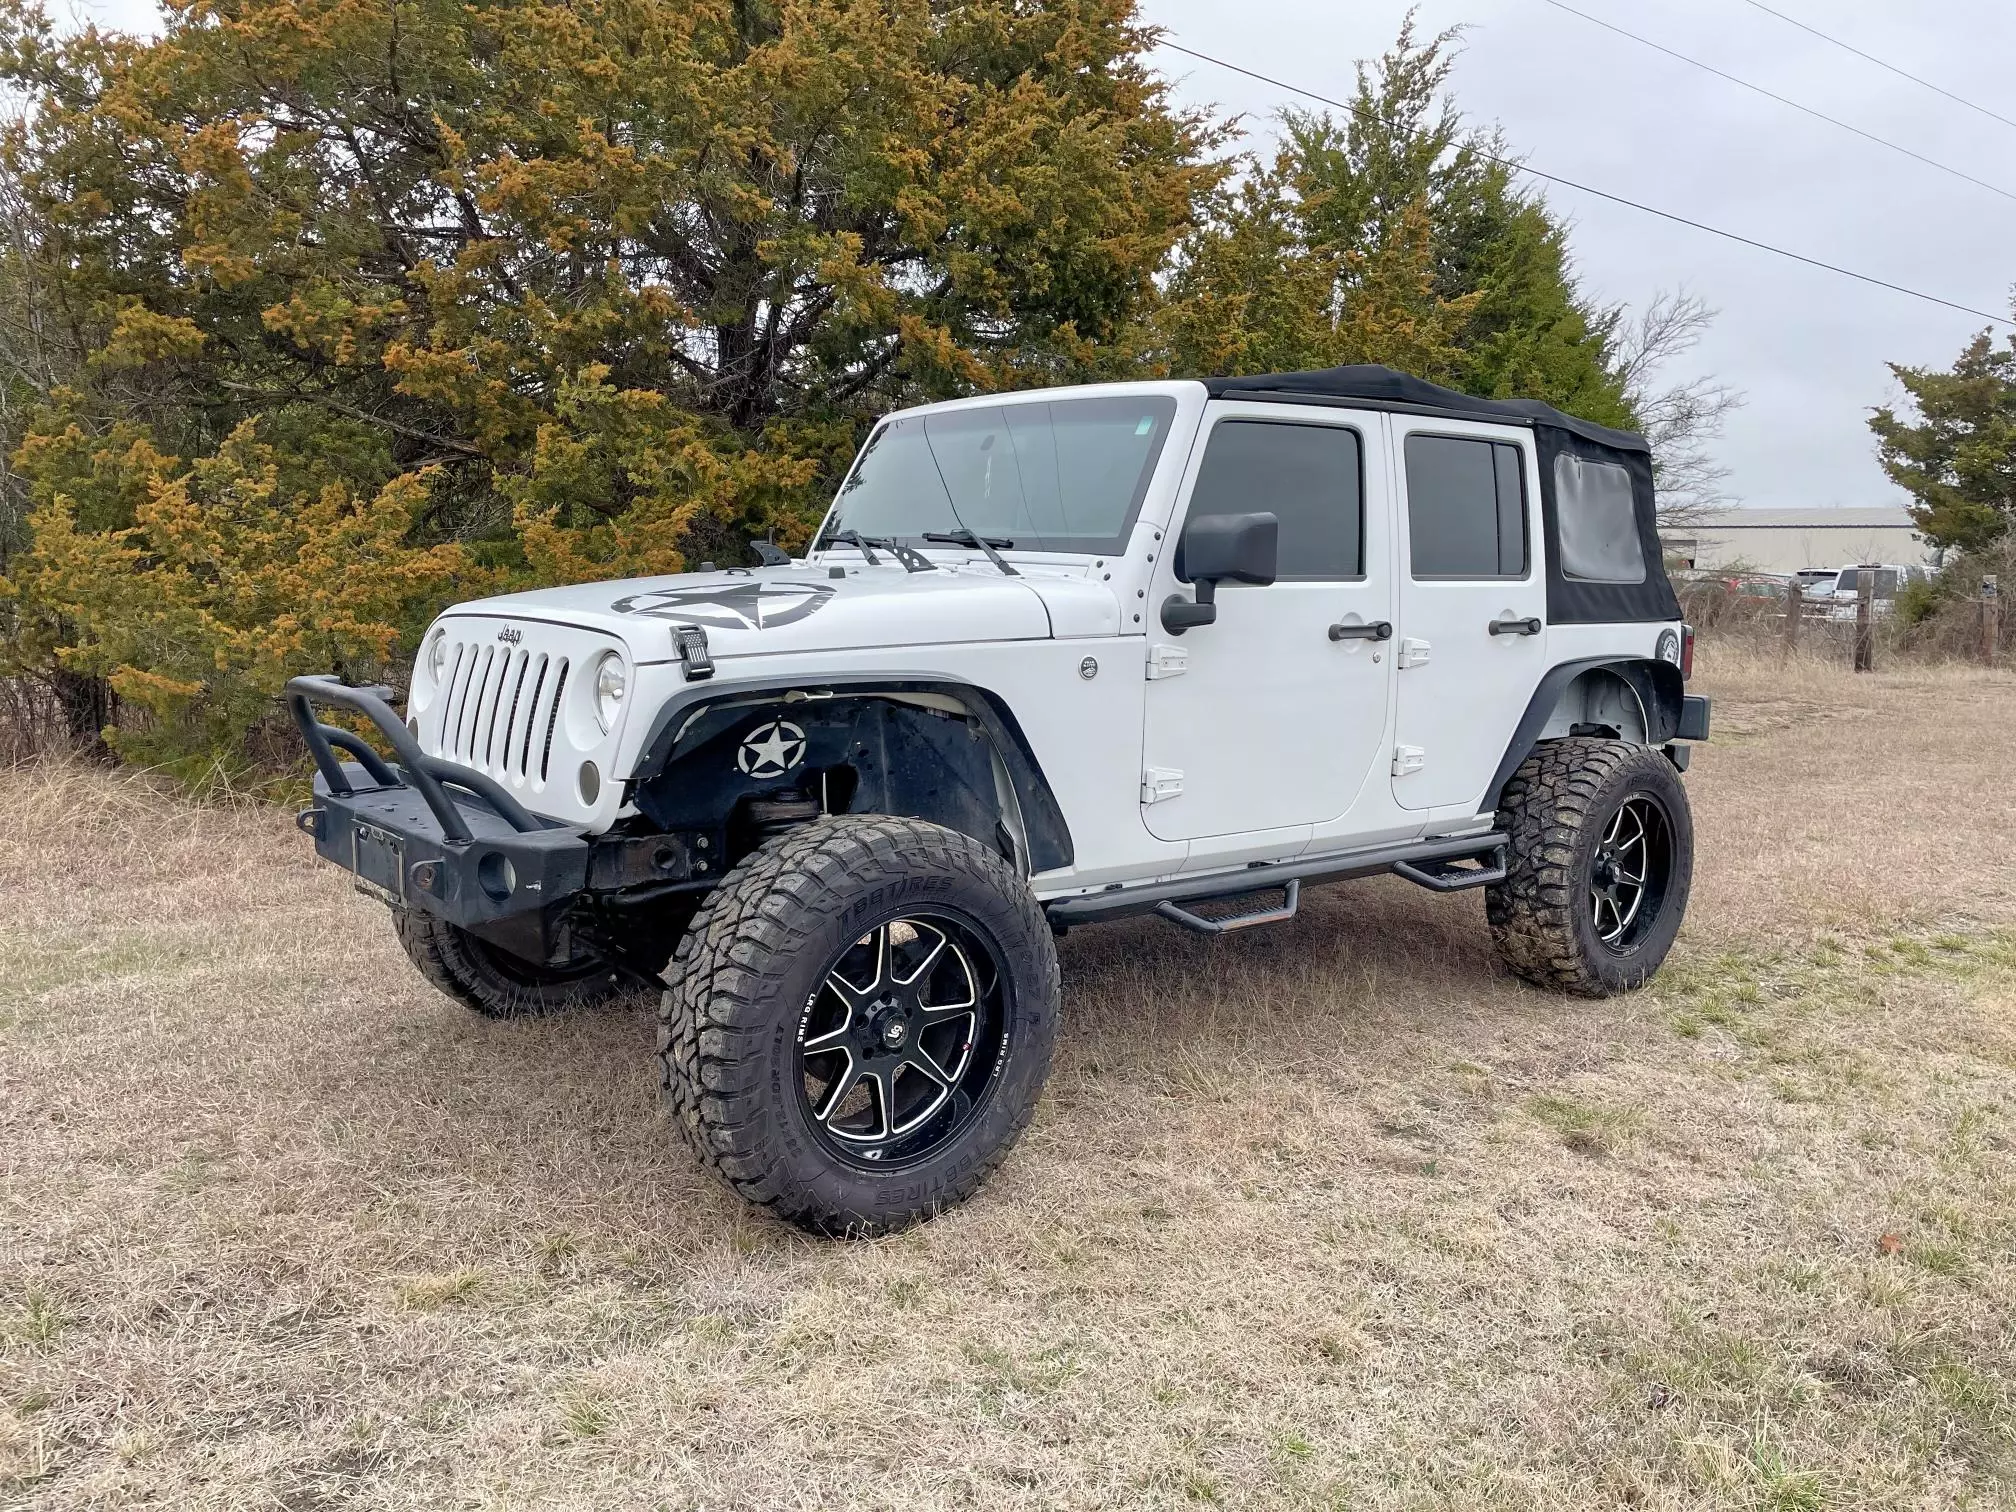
[{"x1": 287, "y1": 677, "x2": 591, "y2": 951}]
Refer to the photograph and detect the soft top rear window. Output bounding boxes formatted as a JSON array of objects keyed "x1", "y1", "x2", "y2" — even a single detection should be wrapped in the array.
[
  {"x1": 825, "y1": 396, "x2": 1179, "y2": 556},
  {"x1": 1554, "y1": 454, "x2": 1647, "y2": 584}
]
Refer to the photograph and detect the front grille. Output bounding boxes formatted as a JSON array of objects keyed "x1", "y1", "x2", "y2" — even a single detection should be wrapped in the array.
[
  {"x1": 431, "y1": 640, "x2": 571, "y2": 785},
  {"x1": 418, "y1": 616, "x2": 627, "y2": 825}
]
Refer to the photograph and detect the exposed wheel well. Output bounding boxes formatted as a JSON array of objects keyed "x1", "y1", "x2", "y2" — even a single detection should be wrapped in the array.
[
  {"x1": 627, "y1": 679, "x2": 1074, "y2": 876},
  {"x1": 1484, "y1": 656, "x2": 1685, "y2": 812},
  {"x1": 1538, "y1": 667, "x2": 1650, "y2": 744}
]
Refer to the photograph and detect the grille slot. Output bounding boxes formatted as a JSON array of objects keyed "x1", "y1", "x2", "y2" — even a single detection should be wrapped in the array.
[
  {"x1": 517, "y1": 654, "x2": 550, "y2": 778},
  {"x1": 495, "y1": 651, "x2": 531, "y2": 770},
  {"x1": 455, "y1": 645, "x2": 494, "y2": 763},
  {"x1": 540, "y1": 659, "x2": 570, "y2": 782},
  {"x1": 439, "y1": 642, "x2": 470, "y2": 754}
]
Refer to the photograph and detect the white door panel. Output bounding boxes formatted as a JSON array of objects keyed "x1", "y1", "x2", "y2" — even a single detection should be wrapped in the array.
[
  {"x1": 1143, "y1": 403, "x2": 1394, "y2": 844},
  {"x1": 1391, "y1": 419, "x2": 1549, "y2": 812},
  {"x1": 1141, "y1": 579, "x2": 1382, "y2": 841}
]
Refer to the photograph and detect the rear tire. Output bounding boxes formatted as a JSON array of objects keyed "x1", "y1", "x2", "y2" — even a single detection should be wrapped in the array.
[
  {"x1": 658, "y1": 815, "x2": 1060, "y2": 1236},
  {"x1": 1487, "y1": 738, "x2": 1693, "y2": 997},
  {"x1": 393, "y1": 910, "x2": 626, "y2": 1019}
]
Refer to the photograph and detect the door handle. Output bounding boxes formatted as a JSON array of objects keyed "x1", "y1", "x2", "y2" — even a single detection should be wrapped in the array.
[
  {"x1": 1488, "y1": 616, "x2": 1543, "y2": 637},
  {"x1": 1328, "y1": 620, "x2": 1393, "y2": 642}
]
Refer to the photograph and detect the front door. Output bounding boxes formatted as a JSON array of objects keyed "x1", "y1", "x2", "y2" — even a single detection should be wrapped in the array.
[
  {"x1": 1389, "y1": 419, "x2": 1549, "y2": 812},
  {"x1": 1142, "y1": 404, "x2": 1394, "y2": 843}
]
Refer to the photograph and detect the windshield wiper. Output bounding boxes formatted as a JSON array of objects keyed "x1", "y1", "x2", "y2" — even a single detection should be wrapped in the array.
[
  {"x1": 818, "y1": 529, "x2": 933, "y2": 573},
  {"x1": 819, "y1": 528, "x2": 881, "y2": 564},
  {"x1": 922, "y1": 529, "x2": 1019, "y2": 577}
]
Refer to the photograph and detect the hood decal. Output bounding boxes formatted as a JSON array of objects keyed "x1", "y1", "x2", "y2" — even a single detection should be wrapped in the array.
[{"x1": 610, "y1": 580, "x2": 835, "y2": 630}]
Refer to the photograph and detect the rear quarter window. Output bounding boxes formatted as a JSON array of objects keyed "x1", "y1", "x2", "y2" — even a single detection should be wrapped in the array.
[{"x1": 1553, "y1": 454, "x2": 1647, "y2": 584}]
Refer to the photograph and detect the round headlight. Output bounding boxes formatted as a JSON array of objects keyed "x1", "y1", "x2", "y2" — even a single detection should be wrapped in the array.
[
  {"x1": 593, "y1": 651, "x2": 627, "y2": 733},
  {"x1": 412, "y1": 629, "x2": 450, "y2": 712}
]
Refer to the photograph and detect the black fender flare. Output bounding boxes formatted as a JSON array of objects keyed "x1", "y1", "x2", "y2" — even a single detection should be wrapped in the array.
[
  {"x1": 625, "y1": 671, "x2": 1075, "y2": 873},
  {"x1": 1483, "y1": 657, "x2": 1685, "y2": 813}
]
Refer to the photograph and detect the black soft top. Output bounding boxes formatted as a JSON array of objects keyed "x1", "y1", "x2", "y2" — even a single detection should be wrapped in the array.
[
  {"x1": 1203, "y1": 364, "x2": 1677, "y2": 625},
  {"x1": 1203, "y1": 365, "x2": 1649, "y2": 454}
]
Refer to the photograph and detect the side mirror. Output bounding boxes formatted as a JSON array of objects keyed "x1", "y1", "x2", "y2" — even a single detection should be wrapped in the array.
[{"x1": 1161, "y1": 512, "x2": 1278, "y2": 634}]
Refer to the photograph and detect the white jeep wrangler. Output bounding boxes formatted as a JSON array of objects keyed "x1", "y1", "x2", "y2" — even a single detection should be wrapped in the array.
[{"x1": 290, "y1": 365, "x2": 1710, "y2": 1234}]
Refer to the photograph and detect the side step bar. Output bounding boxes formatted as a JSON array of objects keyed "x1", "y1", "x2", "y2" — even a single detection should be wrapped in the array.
[
  {"x1": 1393, "y1": 849, "x2": 1509, "y2": 892},
  {"x1": 1155, "y1": 880, "x2": 1301, "y2": 936},
  {"x1": 1044, "y1": 832, "x2": 1509, "y2": 933}
]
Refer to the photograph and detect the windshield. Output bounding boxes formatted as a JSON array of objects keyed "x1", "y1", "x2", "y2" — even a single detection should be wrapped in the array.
[{"x1": 822, "y1": 396, "x2": 1180, "y2": 556}]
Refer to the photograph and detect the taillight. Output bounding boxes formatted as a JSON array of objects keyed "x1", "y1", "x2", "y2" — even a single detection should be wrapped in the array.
[{"x1": 1680, "y1": 623, "x2": 1696, "y2": 681}]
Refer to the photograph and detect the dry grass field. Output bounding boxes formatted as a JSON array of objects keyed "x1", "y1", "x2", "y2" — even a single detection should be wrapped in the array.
[{"x1": 4, "y1": 645, "x2": 2015, "y2": 1510}]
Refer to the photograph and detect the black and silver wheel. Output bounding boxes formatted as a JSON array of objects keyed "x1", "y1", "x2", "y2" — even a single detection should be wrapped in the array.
[
  {"x1": 797, "y1": 915, "x2": 1010, "y2": 1164},
  {"x1": 1586, "y1": 795, "x2": 1675, "y2": 953},
  {"x1": 393, "y1": 909, "x2": 626, "y2": 1019},
  {"x1": 1487, "y1": 738, "x2": 1694, "y2": 997},
  {"x1": 659, "y1": 815, "x2": 1059, "y2": 1235}
]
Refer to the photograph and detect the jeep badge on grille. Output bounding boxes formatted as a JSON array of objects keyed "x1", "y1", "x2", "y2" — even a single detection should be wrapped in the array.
[{"x1": 497, "y1": 626, "x2": 522, "y2": 645}]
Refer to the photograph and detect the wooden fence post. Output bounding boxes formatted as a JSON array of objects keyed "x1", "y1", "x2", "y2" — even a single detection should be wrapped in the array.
[
  {"x1": 1985, "y1": 574, "x2": 2001, "y2": 665},
  {"x1": 1782, "y1": 574, "x2": 1802, "y2": 656},
  {"x1": 1854, "y1": 566, "x2": 1876, "y2": 672}
]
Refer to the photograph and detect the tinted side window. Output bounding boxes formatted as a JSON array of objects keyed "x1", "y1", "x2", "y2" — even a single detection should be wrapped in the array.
[
  {"x1": 1187, "y1": 421, "x2": 1362, "y2": 580},
  {"x1": 1405, "y1": 436, "x2": 1528, "y2": 578}
]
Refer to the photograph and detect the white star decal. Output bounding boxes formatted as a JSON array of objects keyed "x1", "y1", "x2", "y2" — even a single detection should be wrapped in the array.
[{"x1": 737, "y1": 720, "x2": 808, "y2": 778}]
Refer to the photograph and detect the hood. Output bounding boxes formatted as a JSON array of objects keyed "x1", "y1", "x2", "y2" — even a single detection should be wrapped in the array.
[{"x1": 448, "y1": 559, "x2": 1115, "y2": 663}]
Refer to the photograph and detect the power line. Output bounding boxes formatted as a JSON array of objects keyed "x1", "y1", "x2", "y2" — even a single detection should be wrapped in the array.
[
  {"x1": 1537, "y1": 0, "x2": 2016, "y2": 206},
  {"x1": 1154, "y1": 40, "x2": 2014, "y2": 329},
  {"x1": 1738, "y1": 0, "x2": 2016, "y2": 135}
]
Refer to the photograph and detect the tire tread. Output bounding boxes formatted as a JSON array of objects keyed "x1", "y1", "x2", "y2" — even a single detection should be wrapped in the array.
[
  {"x1": 393, "y1": 909, "x2": 624, "y2": 1018},
  {"x1": 1486, "y1": 737, "x2": 1689, "y2": 998},
  {"x1": 657, "y1": 815, "x2": 1057, "y2": 1234}
]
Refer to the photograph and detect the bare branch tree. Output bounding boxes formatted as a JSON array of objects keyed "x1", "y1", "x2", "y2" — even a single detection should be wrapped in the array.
[{"x1": 1609, "y1": 289, "x2": 1744, "y2": 528}]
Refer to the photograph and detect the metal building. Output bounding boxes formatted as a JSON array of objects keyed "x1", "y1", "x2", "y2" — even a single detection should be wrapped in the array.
[{"x1": 1661, "y1": 507, "x2": 1934, "y2": 574}]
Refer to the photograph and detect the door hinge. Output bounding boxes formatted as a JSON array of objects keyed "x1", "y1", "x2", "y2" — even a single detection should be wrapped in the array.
[
  {"x1": 1392, "y1": 745, "x2": 1426, "y2": 778},
  {"x1": 1145, "y1": 643, "x2": 1189, "y2": 679},
  {"x1": 1141, "y1": 766, "x2": 1185, "y2": 804},
  {"x1": 1397, "y1": 637, "x2": 1432, "y2": 669}
]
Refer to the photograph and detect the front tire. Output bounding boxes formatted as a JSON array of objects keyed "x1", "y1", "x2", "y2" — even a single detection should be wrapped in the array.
[
  {"x1": 658, "y1": 816, "x2": 1060, "y2": 1236},
  {"x1": 1487, "y1": 738, "x2": 1694, "y2": 997},
  {"x1": 393, "y1": 910, "x2": 627, "y2": 1019}
]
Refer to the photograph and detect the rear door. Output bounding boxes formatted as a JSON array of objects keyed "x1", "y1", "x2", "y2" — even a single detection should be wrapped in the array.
[{"x1": 1389, "y1": 419, "x2": 1548, "y2": 812}]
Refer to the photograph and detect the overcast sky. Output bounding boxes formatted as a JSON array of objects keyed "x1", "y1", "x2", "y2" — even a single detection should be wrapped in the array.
[
  {"x1": 1140, "y1": 0, "x2": 2016, "y2": 512},
  {"x1": 57, "y1": 0, "x2": 2016, "y2": 513}
]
